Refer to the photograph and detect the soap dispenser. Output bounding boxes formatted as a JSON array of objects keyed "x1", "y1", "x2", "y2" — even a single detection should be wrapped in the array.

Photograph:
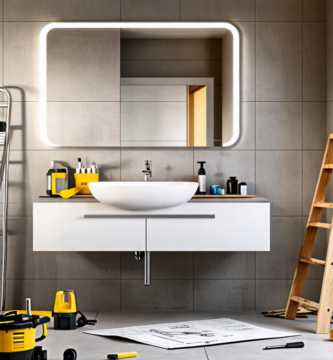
[{"x1": 197, "y1": 161, "x2": 206, "y2": 195}]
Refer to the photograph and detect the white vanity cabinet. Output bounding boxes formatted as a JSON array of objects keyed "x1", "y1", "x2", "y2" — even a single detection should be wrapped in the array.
[
  {"x1": 33, "y1": 198, "x2": 270, "y2": 252},
  {"x1": 33, "y1": 202, "x2": 146, "y2": 251}
]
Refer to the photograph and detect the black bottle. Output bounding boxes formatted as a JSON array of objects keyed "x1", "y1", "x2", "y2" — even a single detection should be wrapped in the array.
[
  {"x1": 227, "y1": 176, "x2": 238, "y2": 195},
  {"x1": 197, "y1": 161, "x2": 206, "y2": 195}
]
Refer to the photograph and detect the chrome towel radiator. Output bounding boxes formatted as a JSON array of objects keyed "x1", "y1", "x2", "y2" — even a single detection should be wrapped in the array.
[{"x1": 0, "y1": 88, "x2": 12, "y2": 311}]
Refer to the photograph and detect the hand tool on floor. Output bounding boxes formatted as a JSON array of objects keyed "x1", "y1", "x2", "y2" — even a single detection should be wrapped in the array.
[
  {"x1": 263, "y1": 342, "x2": 304, "y2": 350},
  {"x1": 5, "y1": 290, "x2": 96, "y2": 330},
  {"x1": 107, "y1": 352, "x2": 137, "y2": 359},
  {"x1": 0, "y1": 298, "x2": 50, "y2": 360}
]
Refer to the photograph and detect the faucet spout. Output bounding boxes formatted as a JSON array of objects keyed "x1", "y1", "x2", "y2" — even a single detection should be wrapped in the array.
[{"x1": 142, "y1": 160, "x2": 152, "y2": 181}]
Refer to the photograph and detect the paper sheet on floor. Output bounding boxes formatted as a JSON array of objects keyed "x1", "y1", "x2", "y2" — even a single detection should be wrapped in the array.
[{"x1": 84, "y1": 318, "x2": 300, "y2": 349}]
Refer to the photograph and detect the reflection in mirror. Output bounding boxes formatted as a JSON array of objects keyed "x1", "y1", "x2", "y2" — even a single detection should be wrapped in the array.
[
  {"x1": 42, "y1": 24, "x2": 239, "y2": 147},
  {"x1": 120, "y1": 78, "x2": 213, "y2": 147},
  {"x1": 188, "y1": 85, "x2": 206, "y2": 147}
]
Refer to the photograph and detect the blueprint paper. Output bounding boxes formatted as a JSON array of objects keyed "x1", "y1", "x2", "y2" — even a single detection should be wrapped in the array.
[{"x1": 84, "y1": 318, "x2": 300, "y2": 349}]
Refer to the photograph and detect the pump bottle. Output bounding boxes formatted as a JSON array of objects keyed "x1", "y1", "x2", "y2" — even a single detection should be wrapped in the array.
[{"x1": 197, "y1": 161, "x2": 206, "y2": 195}]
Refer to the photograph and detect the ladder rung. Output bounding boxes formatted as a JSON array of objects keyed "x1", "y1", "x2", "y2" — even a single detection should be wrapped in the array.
[
  {"x1": 309, "y1": 222, "x2": 332, "y2": 229},
  {"x1": 323, "y1": 164, "x2": 333, "y2": 169},
  {"x1": 290, "y1": 296, "x2": 319, "y2": 309},
  {"x1": 0, "y1": 104, "x2": 8, "y2": 108},
  {"x1": 314, "y1": 202, "x2": 333, "y2": 208},
  {"x1": 299, "y1": 257, "x2": 326, "y2": 267}
]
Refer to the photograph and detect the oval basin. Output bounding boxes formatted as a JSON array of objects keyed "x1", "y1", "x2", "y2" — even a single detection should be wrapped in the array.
[{"x1": 89, "y1": 182, "x2": 199, "y2": 210}]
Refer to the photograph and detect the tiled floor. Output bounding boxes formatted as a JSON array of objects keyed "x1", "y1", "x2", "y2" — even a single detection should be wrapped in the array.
[{"x1": 41, "y1": 311, "x2": 333, "y2": 359}]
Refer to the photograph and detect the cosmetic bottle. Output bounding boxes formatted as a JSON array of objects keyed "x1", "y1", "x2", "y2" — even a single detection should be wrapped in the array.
[
  {"x1": 197, "y1": 161, "x2": 206, "y2": 195},
  {"x1": 76, "y1": 158, "x2": 83, "y2": 173},
  {"x1": 91, "y1": 162, "x2": 98, "y2": 174},
  {"x1": 227, "y1": 176, "x2": 238, "y2": 195},
  {"x1": 238, "y1": 182, "x2": 247, "y2": 195}
]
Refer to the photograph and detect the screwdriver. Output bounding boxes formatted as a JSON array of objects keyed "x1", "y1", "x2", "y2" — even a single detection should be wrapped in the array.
[{"x1": 263, "y1": 341, "x2": 304, "y2": 350}]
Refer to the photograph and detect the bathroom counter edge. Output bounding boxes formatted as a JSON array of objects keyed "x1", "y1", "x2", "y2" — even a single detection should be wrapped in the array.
[{"x1": 35, "y1": 196, "x2": 270, "y2": 203}]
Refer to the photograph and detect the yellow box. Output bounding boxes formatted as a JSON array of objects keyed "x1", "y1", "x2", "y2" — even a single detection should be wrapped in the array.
[{"x1": 74, "y1": 173, "x2": 99, "y2": 194}]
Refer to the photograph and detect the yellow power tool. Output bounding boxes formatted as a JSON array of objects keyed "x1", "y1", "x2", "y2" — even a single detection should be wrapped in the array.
[
  {"x1": 6, "y1": 290, "x2": 96, "y2": 331},
  {"x1": 0, "y1": 298, "x2": 49, "y2": 360}
]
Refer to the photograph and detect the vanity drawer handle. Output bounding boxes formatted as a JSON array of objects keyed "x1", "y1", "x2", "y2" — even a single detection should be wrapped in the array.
[{"x1": 84, "y1": 214, "x2": 215, "y2": 219}]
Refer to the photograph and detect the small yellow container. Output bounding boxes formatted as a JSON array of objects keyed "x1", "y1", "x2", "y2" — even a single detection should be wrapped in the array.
[{"x1": 74, "y1": 173, "x2": 99, "y2": 194}]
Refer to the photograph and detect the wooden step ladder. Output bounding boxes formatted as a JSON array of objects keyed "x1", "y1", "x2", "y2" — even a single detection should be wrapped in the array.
[{"x1": 285, "y1": 134, "x2": 333, "y2": 333}]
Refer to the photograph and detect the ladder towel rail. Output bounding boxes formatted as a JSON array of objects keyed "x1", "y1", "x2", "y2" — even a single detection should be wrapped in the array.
[{"x1": 0, "y1": 88, "x2": 12, "y2": 311}]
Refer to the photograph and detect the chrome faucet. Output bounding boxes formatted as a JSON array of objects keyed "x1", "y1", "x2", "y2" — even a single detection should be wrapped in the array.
[{"x1": 142, "y1": 160, "x2": 152, "y2": 181}]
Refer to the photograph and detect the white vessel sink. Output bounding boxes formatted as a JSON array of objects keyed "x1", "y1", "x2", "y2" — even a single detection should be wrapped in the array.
[{"x1": 89, "y1": 182, "x2": 199, "y2": 210}]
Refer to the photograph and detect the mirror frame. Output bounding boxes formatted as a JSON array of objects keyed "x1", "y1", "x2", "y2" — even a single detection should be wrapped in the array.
[{"x1": 40, "y1": 22, "x2": 240, "y2": 147}]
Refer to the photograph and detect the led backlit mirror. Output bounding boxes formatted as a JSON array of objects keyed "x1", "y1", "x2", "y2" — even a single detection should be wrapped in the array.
[{"x1": 40, "y1": 23, "x2": 239, "y2": 147}]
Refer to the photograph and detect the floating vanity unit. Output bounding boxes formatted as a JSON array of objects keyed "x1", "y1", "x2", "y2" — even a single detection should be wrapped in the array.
[
  {"x1": 34, "y1": 182, "x2": 270, "y2": 285},
  {"x1": 34, "y1": 198, "x2": 270, "y2": 250}
]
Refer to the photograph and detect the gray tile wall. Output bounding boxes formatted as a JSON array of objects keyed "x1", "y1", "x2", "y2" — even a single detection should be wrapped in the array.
[{"x1": 0, "y1": 0, "x2": 327, "y2": 311}]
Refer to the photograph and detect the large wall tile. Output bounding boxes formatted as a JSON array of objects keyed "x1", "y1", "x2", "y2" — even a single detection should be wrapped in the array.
[
  {"x1": 256, "y1": 279, "x2": 322, "y2": 310},
  {"x1": 0, "y1": 25, "x2": 4, "y2": 92},
  {"x1": 194, "y1": 252, "x2": 255, "y2": 279},
  {"x1": 4, "y1": 0, "x2": 120, "y2": 21},
  {"x1": 256, "y1": 217, "x2": 302, "y2": 279},
  {"x1": 303, "y1": 22, "x2": 326, "y2": 101},
  {"x1": 256, "y1": 151, "x2": 302, "y2": 215},
  {"x1": 47, "y1": 102, "x2": 120, "y2": 147},
  {"x1": 236, "y1": 22, "x2": 255, "y2": 102},
  {"x1": 57, "y1": 280, "x2": 120, "y2": 310},
  {"x1": 256, "y1": 102, "x2": 302, "y2": 150},
  {"x1": 303, "y1": 151, "x2": 325, "y2": 215},
  {"x1": 256, "y1": 23, "x2": 302, "y2": 101},
  {"x1": 121, "y1": 149, "x2": 193, "y2": 182},
  {"x1": 303, "y1": 0, "x2": 326, "y2": 21},
  {"x1": 0, "y1": 217, "x2": 56, "y2": 280},
  {"x1": 122, "y1": 280, "x2": 193, "y2": 310},
  {"x1": 121, "y1": 39, "x2": 222, "y2": 60},
  {"x1": 303, "y1": 102, "x2": 326, "y2": 150},
  {"x1": 328, "y1": 1, "x2": 333, "y2": 101},
  {"x1": 47, "y1": 29, "x2": 120, "y2": 102},
  {"x1": 180, "y1": 0, "x2": 255, "y2": 21},
  {"x1": 121, "y1": 60, "x2": 222, "y2": 85},
  {"x1": 7, "y1": 280, "x2": 56, "y2": 310},
  {"x1": 256, "y1": 0, "x2": 302, "y2": 21},
  {"x1": 121, "y1": 0, "x2": 180, "y2": 21},
  {"x1": 121, "y1": 252, "x2": 193, "y2": 280},
  {"x1": 4, "y1": 22, "x2": 48, "y2": 101},
  {"x1": 5, "y1": 150, "x2": 120, "y2": 215},
  {"x1": 10, "y1": 102, "x2": 49, "y2": 151},
  {"x1": 56, "y1": 252, "x2": 120, "y2": 280},
  {"x1": 194, "y1": 280, "x2": 255, "y2": 311},
  {"x1": 193, "y1": 150, "x2": 255, "y2": 194}
]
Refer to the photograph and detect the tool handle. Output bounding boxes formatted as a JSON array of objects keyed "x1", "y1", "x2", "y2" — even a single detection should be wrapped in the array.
[
  {"x1": 35, "y1": 323, "x2": 47, "y2": 342},
  {"x1": 286, "y1": 342, "x2": 304, "y2": 348}
]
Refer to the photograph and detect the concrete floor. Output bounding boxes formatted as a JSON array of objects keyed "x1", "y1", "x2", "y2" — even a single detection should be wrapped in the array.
[{"x1": 39, "y1": 311, "x2": 333, "y2": 359}]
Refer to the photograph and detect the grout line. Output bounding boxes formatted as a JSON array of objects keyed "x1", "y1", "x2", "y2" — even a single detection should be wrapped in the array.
[
  {"x1": 6, "y1": 278, "x2": 323, "y2": 281},
  {"x1": 204, "y1": 347, "x2": 209, "y2": 360},
  {"x1": 119, "y1": 251, "x2": 123, "y2": 310},
  {"x1": 180, "y1": 0, "x2": 181, "y2": 21},
  {"x1": 301, "y1": 0, "x2": 304, "y2": 222},
  {"x1": 254, "y1": 0, "x2": 257, "y2": 310}
]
